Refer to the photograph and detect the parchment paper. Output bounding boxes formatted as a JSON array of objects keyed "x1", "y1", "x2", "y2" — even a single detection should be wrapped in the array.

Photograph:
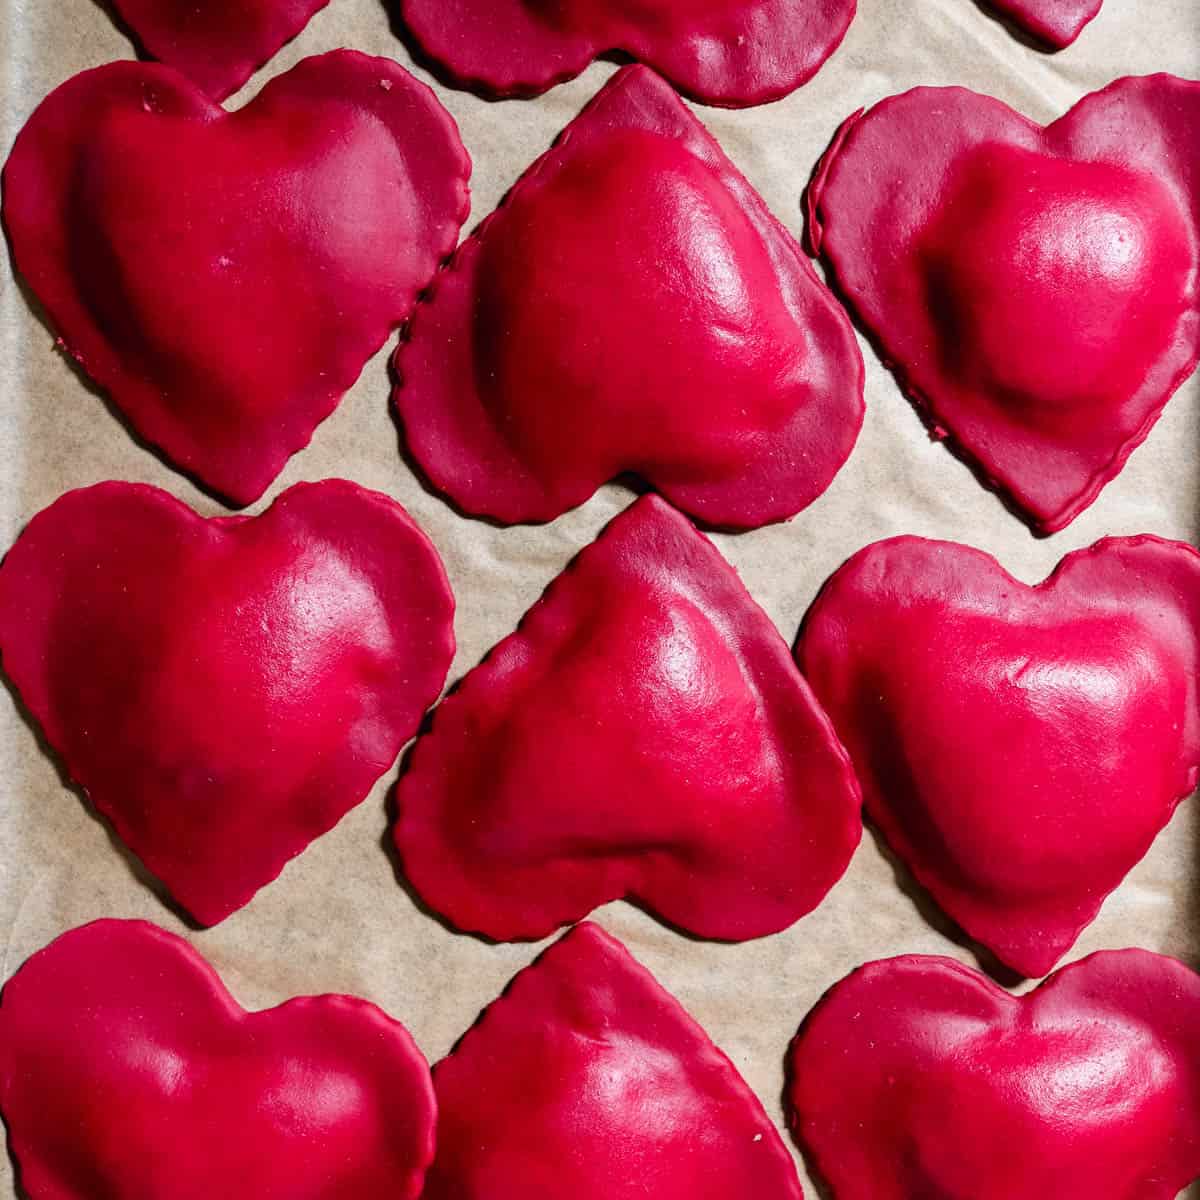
[{"x1": 1, "y1": 0, "x2": 1198, "y2": 1193}]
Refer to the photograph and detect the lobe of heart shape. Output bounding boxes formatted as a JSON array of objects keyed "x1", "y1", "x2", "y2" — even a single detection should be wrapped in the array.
[
  {"x1": 986, "y1": 0, "x2": 1101, "y2": 48},
  {"x1": 110, "y1": 0, "x2": 331, "y2": 100},
  {"x1": 2, "y1": 51, "x2": 470, "y2": 506},
  {"x1": 397, "y1": 0, "x2": 856, "y2": 106},
  {"x1": 787, "y1": 951, "x2": 1200, "y2": 1200},
  {"x1": 393, "y1": 494, "x2": 862, "y2": 942},
  {"x1": 424, "y1": 921, "x2": 805, "y2": 1200},
  {"x1": 806, "y1": 74, "x2": 1200, "y2": 533},
  {"x1": 0, "y1": 480, "x2": 456, "y2": 925},
  {"x1": 394, "y1": 65, "x2": 864, "y2": 530},
  {"x1": 796, "y1": 534, "x2": 1200, "y2": 978},
  {"x1": 0, "y1": 920, "x2": 436, "y2": 1200}
]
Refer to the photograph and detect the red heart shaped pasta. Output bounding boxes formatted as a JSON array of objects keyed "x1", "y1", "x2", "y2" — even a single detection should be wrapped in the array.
[
  {"x1": 394, "y1": 494, "x2": 861, "y2": 942},
  {"x1": 3, "y1": 52, "x2": 470, "y2": 506},
  {"x1": 797, "y1": 535, "x2": 1200, "y2": 977},
  {"x1": 986, "y1": 0, "x2": 1101, "y2": 47},
  {"x1": 397, "y1": 0, "x2": 855, "y2": 105},
  {"x1": 395, "y1": 65, "x2": 863, "y2": 530},
  {"x1": 0, "y1": 919, "x2": 435, "y2": 1200},
  {"x1": 425, "y1": 922, "x2": 804, "y2": 1200},
  {"x1": 807, "y1": 75, "x2": 1200, "y2": 532},
  {"x1": 0, "y1": 480, "x2": 455, "y2": 925},
  {"x1": 110, "y1": 0, "x2": 330, "y2": 99},
  {"x1": 787, "y1": 951, "x2": 1200, "y2": 1200}
]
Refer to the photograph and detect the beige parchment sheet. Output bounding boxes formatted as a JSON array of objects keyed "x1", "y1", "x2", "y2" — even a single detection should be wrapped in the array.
[{"x1": 1, "y1": 0, "x2": 1199, "y2": 1193}]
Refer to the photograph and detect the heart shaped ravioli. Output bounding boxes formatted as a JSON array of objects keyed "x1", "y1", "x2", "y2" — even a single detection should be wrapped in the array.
[
  {"x1": 425, "y1": 921, "x2": 804, "y2": 1200},
  {"x1": 797, "y1": 535, "x2": 1200, "y2": 977},
  {"x1": 394, "y1": 494, "x2": 861, "y2": 942},
  {"x1": 0, "y1": 479, "x2": 455, "y2": 925},
  {"x1": 807, "y1": 75, "x2": 1200, "y2": 532},
  {"x1": 3, "y1": 52, "x2": 470, "y2": 506},
  {"x1": 985, "y1": 0, "x2": 1101, "y2": 47},
  {"x1": 395, "y1": 65, "x2": 864, "y2": 530},
  {"x1": 0, "y1": 919, "x2": 435, "y2": 1200},
  {"x1": 397, "y1": 0, "x2": 855, "y2": 105},
  {"x1": 787, "y1": 950, "x2": 1200, "y2": 1200},
  {"x1": 110, "y1": 0, "x2": 330, "y2": 100}
]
